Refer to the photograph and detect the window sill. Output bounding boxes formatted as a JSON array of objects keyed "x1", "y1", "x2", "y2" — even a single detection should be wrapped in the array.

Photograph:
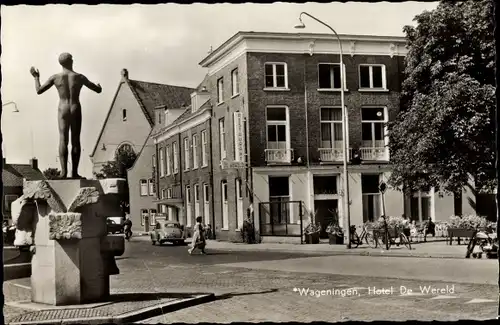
[
  {"x1": 192, "y1": 166, "x2": 199, "y2": 170},
  {"x1": 317, "y1": 88, "x2": 349, "y2": 92},
  {"x1": 358, "y1": 88, "x2": 389, "y2": 93},
  {"x1": 217, "y1": 101, "x2": 225, "y2": 106},
  {"x1": 231, "y1": 93, "x2": 240, "y2": 99},
  {"x1": 235, "y1": 229, "x2": 241, "y2": 232},
  {"x1": 221, "y1": 228, "x2": 229, "y2": 231},
  {"x1": 201, "y1": 165, "x2": 209, "y2": 169},
  {"x1": 263, "y1": 87, "x2": 290, "y2": 92}
]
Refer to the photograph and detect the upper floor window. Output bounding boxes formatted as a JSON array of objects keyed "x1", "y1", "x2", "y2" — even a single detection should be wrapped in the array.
[
  {"x1": 266, "y1": 106, "x2": 289, "y2": 149},
  {"x1": 161, "y1": 188, "x2": 166, "y2": 199},
  {"x1": 184, "y1": 137, "x2": 190, "y2": 171},
  {"x1": 192, "y1": 134, "x2": 199, "y2": 169},
  {"x1": 201, "y1": 130, "x2": 208, "y2": 167},
  {"x1": 217, "y1": 77, "x2": 224, "y2": 103},
  {"x1": 122, "y1": 109, "x2": 127, "y2": 121},
  {"x1": 157, "y1": 110, "x2": 162, "y2": 124},
  {"x1": 320, "y1": 107, "x2": 343, "y2": 149},
  {"x1": 219, "y1": 118, "x2": 226, "y2": 160},
  {"x1": 167, "y1": 188, "x2": 173, "y2": 199},
  {"x1": 359, "y1": 64, "x2": 386, "y2": 90},
  {"x1": 159, "y1": 147, "x2": 165, "y2": 177},
  {"x1": 231, "y1": 68, "x2": 239, "y2": 96},
  {"x1": 361, "y1": 107, "x2": 387, "y2": 148},
  {"x1": 173, "y1": 142, "x2": 179, "y2": 174},
  {"x1": 148, "y1": 178, "x2": 155, "y2": 196},
  {"x1": 318, "y1": 63, "x2": 346, "y2": 90},
  {"x1": 265, "y1": 63, "x2": 288, "y2": 89},
  {"x1": 140, "y1": 179, "x2": 148, "y2": 196},
  {"x1": 166, "y1": 145, "x2": 172, "y2": 175}
]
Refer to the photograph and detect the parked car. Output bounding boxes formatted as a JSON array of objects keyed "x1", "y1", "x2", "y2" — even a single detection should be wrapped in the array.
[
  {"x1": 107, "y1": 218, "x2": 123, "y2": 234},
  {"x1": 150, "y1": 221, "x2": 185, "y2": 245}
]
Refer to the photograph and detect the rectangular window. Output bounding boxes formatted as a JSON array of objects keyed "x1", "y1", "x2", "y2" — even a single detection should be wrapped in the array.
[
  {"x1": 184, "y1": 137, "x2": 190, "y2": 171},
  {"x1": 204, "y1": 184, "x2": 210, "y2": 202},
  {"x1": 161, "y1": 188, "x2": 166, "y2": 199},
  {"x1": 148, "y1": 178, "x2": 155, "y2": 196},
  {"x1": 318, "y1": 63, "x2": 345, "y2": 89},
  {"x1": 221, "y1": 181, "x2": 229, "y2": 229},
  {"x1": 201, "y1": 130, "x2": 208, "y2": 167},
  {"x1": 4, "y1": 195, "x2": 19, "y2": 213},
  {"x1": 236, "y1": 179, "x2": 244, "y2": 230},
  {"x1": 159, "y1": 148, "x2": 165, "y2": 177},
  {"x1": 359, "y1": 64, "x2": 386, "y2": 89},
  {"x1": 362, "y1": 174, "x2": 381, "y2": 222},
  {"x1": 231, "y1": 68, "x2": 239, "y2": 96},
  {"x1": 266, "y1": 106, "x2": 289, "y2": 150},
  {"x1": 192, "y1": 134, "x2": 199, "y2": 169},
  {"x1": 313, "y1": 176, "x2": 338, "y2": 195},
  {"x1": 167, "y1": 188, "x2": 172, "y2": 199},
  {"x1": 410, "y1": 191, "x2": 433, "y2": 222},
  {"x1": 166, "y1": 145, "x2": 172, "y2": 175},
  {"x1": 361, "y1": 107, "x2": 386, "y2": 149},
  {"x1": 122, "y1": 109, "x2": 127, "y2": 121},
  {"x1": 140, "y1": 179, "x2": 148, "y2": 196},
  {"x1": 265, "y1": 63, "x2": 287, "y2": 89},
  {"x1": 141, "y1": 209, "x2": 148, "y2": 226},
  {"x1": 268, "y1": 176, "x2": 290, "y2": 224},
  {"x1": 173, "y1": 142, "x2": 179, "y2": 173},
  {"x1": 320, "y1": 107, "x2": 343, "y2": 148},
  {"x1": 219, "y1": 118, "x2": 226, "y2": 160},
  {"x1": 149, "y1": 209, "x2": 157, "y2": 226},
  {"x1": 194, "y1": 184, "x2": 200, "y2": 221},
  {"x1": 217, "y1": 77, "x2": 224, "y2": 103}
]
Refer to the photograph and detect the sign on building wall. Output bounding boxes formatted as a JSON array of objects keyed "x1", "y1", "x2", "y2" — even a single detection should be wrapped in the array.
[{"x1": 233, "y1": 112, "x2": 245, "y2": 162}]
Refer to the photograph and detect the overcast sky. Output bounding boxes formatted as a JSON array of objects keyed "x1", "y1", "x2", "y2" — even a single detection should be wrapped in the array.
[{"x1": 1, "y1": 2, "x2": 437, "y2": 178}]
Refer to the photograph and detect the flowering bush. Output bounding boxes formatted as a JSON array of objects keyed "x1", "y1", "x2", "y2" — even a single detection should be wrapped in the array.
[
  {"x1": 367, "y1": 216, "x2": 409, "y2": 230},
  {"x1": 448, "y1": 215, "x2": 488, "y2": 229}
]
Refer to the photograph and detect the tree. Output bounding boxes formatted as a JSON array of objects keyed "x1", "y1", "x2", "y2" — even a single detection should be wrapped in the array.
[
  {"x1": 388, "y1": 0, "x2": 495, "y2": 194},
  {"x1": 43, "y1": 167, "x2": 61, "y2": 180},
  {"x1": 94, "y1": 146, "x2": 137, "y2": 216}
]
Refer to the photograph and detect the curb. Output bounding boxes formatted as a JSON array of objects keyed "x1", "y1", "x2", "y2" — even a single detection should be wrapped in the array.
[
  {"x1": 206, "y1": 247, "x2": 467, "y2": 259},
  {"x1": 4, "y1": 263, "x2": 31, "y2": 280},
  {"x1": 8, "y1": 293, "x2": 215, "y2": 325}
]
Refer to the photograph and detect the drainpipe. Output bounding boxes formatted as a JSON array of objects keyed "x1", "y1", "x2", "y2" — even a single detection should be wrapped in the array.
[
  {"x1": 209, "y1": 112, "x2": 216, "y2": 240},
  {"x1": 304, "y1": 56, "x2": 313, "y2": 224}
]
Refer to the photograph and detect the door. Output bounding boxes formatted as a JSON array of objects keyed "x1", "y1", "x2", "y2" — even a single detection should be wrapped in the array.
[{"x1": 314, "y1": 199, "x2": 338, "y2": 239}]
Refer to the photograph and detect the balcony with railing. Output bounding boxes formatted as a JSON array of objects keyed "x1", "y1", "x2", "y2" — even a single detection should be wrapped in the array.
[
  {"x1": 265, "y1": 148, "x2": 294, "y2": 164},
  {"x1": 359, "y1": 147, "x2": 389, "y2": 161},
  {"x1": 318, "y1": 147, "x2": 389, "y2": 162}
]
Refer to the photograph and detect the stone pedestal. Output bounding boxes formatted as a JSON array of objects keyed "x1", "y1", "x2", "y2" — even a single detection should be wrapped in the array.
[{"x1": 11, "y1": 178, "x2": 126, "y2": 306}]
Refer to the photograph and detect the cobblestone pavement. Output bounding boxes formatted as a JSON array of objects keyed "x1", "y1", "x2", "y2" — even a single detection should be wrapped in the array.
[{"x1": 4, "y1": 241, "x2": 498, "y2": 323}]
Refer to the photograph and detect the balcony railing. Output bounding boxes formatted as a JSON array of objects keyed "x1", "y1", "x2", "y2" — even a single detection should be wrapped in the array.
[
  {"x1": 359, "y1": 147, "x2": 389, "y2": 161},
  {"x1": 265, "y1": 148, "x2": 294, "y2": 164},
  {"x1": 319, "y1": 147, "x2": 389, "y2": 162},
  {"x1": 318, "y1": 148, "x2": 347, "y2": 162}
]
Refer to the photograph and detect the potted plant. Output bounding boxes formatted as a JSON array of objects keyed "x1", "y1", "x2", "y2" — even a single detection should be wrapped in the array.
[
  {"x1": 326, "y1": 222, "x2": 344, "y2": 245},
  {"x1": 303, "y1": 221, "x2": 321, "y2": 244}
]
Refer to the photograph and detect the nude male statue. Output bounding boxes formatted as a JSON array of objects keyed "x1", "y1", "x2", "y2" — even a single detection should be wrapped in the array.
[{"x1": 30, "y1": 53, "x2": 102, "y2": 179}]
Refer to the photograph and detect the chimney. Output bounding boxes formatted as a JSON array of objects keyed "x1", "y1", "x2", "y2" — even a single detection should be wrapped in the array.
[
  {"x1": 30, "y1": 158, "x2": 38, "y2": 170},
  {"x1": 121, "y1": 69, "x2": 129, "y2": 80}
]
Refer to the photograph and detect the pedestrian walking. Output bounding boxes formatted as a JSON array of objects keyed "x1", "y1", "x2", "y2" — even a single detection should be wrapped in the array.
[{"x1": 188, "y1": 216, "x2": 207, "y2": 255}]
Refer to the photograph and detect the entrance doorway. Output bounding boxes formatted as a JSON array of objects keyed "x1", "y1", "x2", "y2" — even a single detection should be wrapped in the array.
[{"x1": 314, "y1": 200, "x2": 338, "y2": 239}]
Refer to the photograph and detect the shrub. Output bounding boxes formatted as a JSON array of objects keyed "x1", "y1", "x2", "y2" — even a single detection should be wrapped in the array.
[{"x1": 448, "y1": 215, "x2": 488, "y2": 229}]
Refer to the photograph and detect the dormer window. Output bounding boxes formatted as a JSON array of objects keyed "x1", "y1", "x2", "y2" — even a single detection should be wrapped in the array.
[
  {"x1": 191, "y1": 93, "x2": 198, "y2": 113},
  {"x1": 122, "y1": 109, "x2": 127, "y2": 121}
]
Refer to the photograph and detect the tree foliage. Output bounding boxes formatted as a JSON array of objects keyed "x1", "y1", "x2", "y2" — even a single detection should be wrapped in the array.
[
  {"x1": 43, "y1": 167, "x2": 61, "y2": 180},
  {"x1": 388, "y1": 0, "x2": 495, "y2": 194},
  {"x1": 94, "y1": 146, "x2": 137, "y2": 180}
]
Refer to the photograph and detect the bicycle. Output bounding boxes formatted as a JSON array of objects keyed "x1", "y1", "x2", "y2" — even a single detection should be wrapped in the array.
[
  {"x1": 350, "y1": 225, "x2": 377, "y2": 248},
  {"x1": 373, "y1": 222, "x2": 412, "y2": 250}
]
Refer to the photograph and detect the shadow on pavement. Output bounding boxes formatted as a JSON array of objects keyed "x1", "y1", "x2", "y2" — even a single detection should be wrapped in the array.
[
  {"x1": 109, "y1": 292, "x2": 210, "y2": 302},
  {"x1": 215, "y1": 288, "x2": 279, "y2": 301}
]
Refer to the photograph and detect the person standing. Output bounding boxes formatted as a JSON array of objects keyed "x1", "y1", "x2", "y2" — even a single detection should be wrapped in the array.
[{"x1": 188, "y1": 216, "x2": 206, "y2": 255}]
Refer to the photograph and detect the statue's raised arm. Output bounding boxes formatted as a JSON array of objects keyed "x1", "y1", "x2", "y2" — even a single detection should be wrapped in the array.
[
  {"x1": 30, "y1": 67, "x2": 55, "y2": 95},
  {"x1": 82, "y1": 75, "x2": 102, "y2": 93}
]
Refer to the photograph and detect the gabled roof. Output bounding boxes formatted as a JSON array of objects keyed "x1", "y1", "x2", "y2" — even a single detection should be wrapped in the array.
[
  {"x1": 3, "y1": 164, "x2": 45, "y2": 187},
  {"x1": 90, "y1": 75, "x2": 195, "y2": 157},
  {"x1": 127, "y1": 79, "x2": 195, "y2": 125}
]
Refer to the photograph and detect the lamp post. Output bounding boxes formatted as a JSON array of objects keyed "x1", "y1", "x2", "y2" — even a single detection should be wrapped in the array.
[{"x1": 295, "y1": 12, "x2": 352, "y2": 248}]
